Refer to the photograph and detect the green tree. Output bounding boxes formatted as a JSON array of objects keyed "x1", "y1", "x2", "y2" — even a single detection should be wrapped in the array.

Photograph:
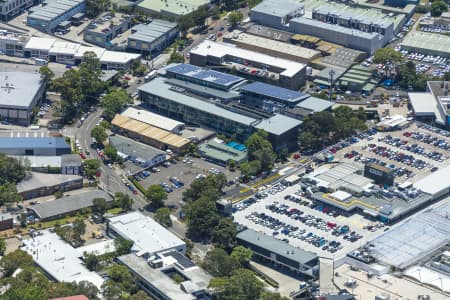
[
  {"x1": 84, "y1": 253, "x2": 99, "y2": 271},
  {"x1": 77, "y1": 280, "x2": 100, "y2": 300},
  {"x1": 208, "y1": 268, "x2": 263, "y2": 300},
  {"x1": 0, "y1": 154, "x2": 26, "y2": 184},
  {"x1": 107, "y1": 264, "x2": 135, "y2": 292},
  {"x1": 86, "y1": 0, "x2": 111, "y2": 17},
  {"x1": 2, "y1": 286, "x2": 47, "y2": 300},
  {"x1": 245, "y1": 130, "x2": 276, "y2": 174},
  {"x1": 114, "y1": 236, "x2": 133, "y2": 256},
  {"x1": 192, "y1": 4, "x2": 209, "y2": 27},
  {"x1": 71, "y1": 218, "x2": 86, "y2": 245},
  {"x1": 91, "y1": 126, "x2": 108, "y2": 144},
  {"x1": 228, "y1": 159, "x2": 236, "y2": 171},
  {"x1": 92, "y1": 197, "x2": 108, "y2": 215},
  {"x1": 182, "y1": 173, "x2": 226, "y2": 202},
  {"x1": 103, "y1": 145, "x2": 118, "y2": 162},
  {"x1": 154, "y1": 207, "x2": 172, "y2": 227},
  {"x1": 115, "y1": 192, "x2": 133, "y2": 212},
  {"x1": 178, "y1": 15, "x2": 195, "y2": 36},
  {"x1": 373, "y1": 47, "x2": 403, "y2": 73},
  {"x1": 228, "y1": 11, "x2": 243, "y2": 28},
  {"x1": 0, "y1": 239, "x2": 6, "y2": 255},
  {"x1": 39, "y1": 66, "x2": 54, "y2": 88},
  {"x1": 0, "y1": 250, "x2": 34, "y2": 276},
  {"x1": 129, "y1": 290, "x2": 152, "y2": 300},
  {"x1": 431, "y1": 0, "x2": 448, "y2": 16},
  {"x1": 101, "y1": 89, "x2": 130, "y2": 121},
  {"x1": 444, "y1": 71, "x2": 450, "y2": 81},
  {"x1": 0, "y1": 184, "x2": 22, "y2": 206},
  {"x1": 83, "y1": 159, "x2": 100, "y2": 179},
  {"x1": 185, "y1": 196, "x2": 220, "y2": 239},
  {"x1": 145, "y1": 185, "x2": 167, "y2": 208},
  {"x1": 169, "y1": 49, "x2": 185, "y2": 63},
  {"x1": 211, "y1": 218, "x2": 237, "y2": 249},
  {"x1": 260, "y1": 291, "x2": 290, "y2": 300},
  {"x1": 202, "y1": 248, "x2": 239, "y2": 277},
  {"x1": 230, "y1": 246, "x2": 253, "y2": 267},
  {"x1": 101, "y1": 280, "x2": 123, "y2": 300}
]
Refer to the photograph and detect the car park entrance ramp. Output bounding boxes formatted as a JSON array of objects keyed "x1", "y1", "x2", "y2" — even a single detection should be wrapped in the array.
[{"x1": 371, "y1": 203, "x2": 450, "y2": 269}]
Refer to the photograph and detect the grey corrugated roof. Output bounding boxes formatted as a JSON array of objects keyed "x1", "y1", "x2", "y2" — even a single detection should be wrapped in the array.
[
  {"x1": 28, "y1": 0, "x2": 84, "y2": 22},
  {"x1": 291, "y1": 18, "x2": 379, "y2": 39},
  {"x1": 0, "y1": 72, "x2": 43, "y2": 109},
  {"x1": 240, "y1": 82, "x2": 308, "y2": 104},
  {"x1": 254, "y1": 114, "x2": 302, "y2": 136},
  {"x1": 138, "y1": 77, "x2": 257, "y2": 126},
  {"x1": 109, "y1": 135, "x2": 166, "y2": 161},
  {"x1": 296, "y1": 97, "x2": 334, "y2": 112},
  {"x1": 237, "y1": 228, "x2": 317, "y2": 264},
  {"x1": 27, "y1": 190, "x2": 113, "y2": 220},
  {"x1": 129, "y1": 19, "x2": 177, "y2": 43},
  {"x1": 252, "y1": 0, "x2": 304, "y2": 17}
]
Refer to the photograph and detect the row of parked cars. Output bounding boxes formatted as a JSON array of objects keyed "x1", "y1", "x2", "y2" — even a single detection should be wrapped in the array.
[
  {"x1": 418, "y1": 123, "x2": 450, "y2": 137},
  {"x1": 409, "y1": 131, "x2": 450, "y2": 151},
  {"x1": 367, "y1": 143, "x2": 432, "y2": 170},
  {"x1": 380, "y1": 135, "x2": 447, "y2": 162}
]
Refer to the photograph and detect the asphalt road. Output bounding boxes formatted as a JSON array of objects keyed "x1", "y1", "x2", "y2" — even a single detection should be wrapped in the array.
[{"x1": 70, "y1": 109, "x2": 147, "y2": 209}]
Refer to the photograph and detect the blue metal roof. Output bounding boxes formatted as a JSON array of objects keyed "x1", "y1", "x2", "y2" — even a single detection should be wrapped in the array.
[
  {"x1": 165, "y1": 63, "x2": 244, "y2": 88},
  {"x1": 0, "y1": 137, "x2": 70, "y2": 149},
  {"x1": 240, "y1": 82, "x2": 308, "y2": 103}
]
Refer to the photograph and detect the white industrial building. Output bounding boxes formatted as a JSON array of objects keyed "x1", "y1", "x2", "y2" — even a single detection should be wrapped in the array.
[
  {"x1": 22, "y1": 231, "x2": 104, "y2": 289},
  {"x1": 107, "y1": 212, "x2": 186, "y2": 255},
  {"x1": 189, "y1": 40, "x2": 306, "y2": 90},
  {"x1": 0, "y1": 72, "x2": 45, "y2": 125},
  {"x1": 23, "y1": 37, "x2": 140, "y2": 70},
  {"x1": 121, "y1": 107, "x2": 185, "y2": 133},
  {"x1": 0, "y1": 30, "x2": 28, "y2": 57},
  {"x1": 413, "y1": 165, "x2": 450, "y2": 198}
]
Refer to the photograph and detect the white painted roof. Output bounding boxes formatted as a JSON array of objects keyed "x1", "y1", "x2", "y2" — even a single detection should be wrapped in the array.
[
  {"x1": 22, "y1": 231, "x2": 104, "y2": 289},
  {"x1": 190, "y1": 40, "x2": 306, "y2": 78},
  {"x1": 414, "y1": 165, "x2": 450, "y2": 196},
  {"x1": 49, "y1": 41, "x2": 80, "y2": 55},
  {"x1": 108, "y1": 212, "x2": 185, "y2": 254},
  {"x1": 409, "y1": 92, "x2": 445, "y2": 125},
  {"x1": 24, "y1": 37, "x2": 55, "y2": 51},
  {"x1": 121, "y1": 107, "x2": 184, "y2": 132},
  {"x1": 100, "y1": 50, "x2": 140, "y2": 64}
]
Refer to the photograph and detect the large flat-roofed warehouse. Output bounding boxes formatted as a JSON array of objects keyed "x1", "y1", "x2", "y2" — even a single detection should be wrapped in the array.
[
  {"x1": 0, "y1": 137, "x2": 71, "y2": 156},
  {"x1": 125, "y1": 19, "x2": 179, "y2": 55},
  {"x1": 137, "y1": 0, "x2": 209, "y2": 18},
  {"x1": 138, "y1": 77, "x2": 257, "y2": 141},
  {"x1": 0, "y1": 72, "x2": 45, "y2": 125},
  {"x1": 22, "y1": 231, "x2": 104, "y2": 288},
  {"x1": 17, "y1": 172, "x2": 83, "y2": 200},
  {"x1": 27, "y1": 190, "x2": 113, "y2": 220},
  {"x1": 111, "y1": 114, "x2": 191, "y2": 152},
  {"x1": 13, "y1": 154, "x2": 82, "y2": 175},
  {"x1": 250, "y1": 0, "x2": 402, "y2": 54},
  {"x1": 237, "y1": 228, "x2": 319, "y2": 279},
  {"x1": 223, "y1": 31, "x2": 320, "y2": 64},
  {"x1": 401, "y1": 32, "x2": 450, "y2": 58},
  {"x1": 121, "y1": 107, "x2": 185, "y2": 133},
  {"x1": 239, "y1": 81, "x2": 309, "y2": 110},
  {"x1": 163, "y1": 63, "x2": 246, "y2": 91},
  {"x1": 108, "y1": 212, "x2": 186, "y2": 255},
  {"x1": 27, "y1": 0, "x2": 86, "y2": 33},
  {"x1": 189, "y1": 40, "x2": 306, "y2": 90},
  {"x1": 23, "y1": 37, "x2": 141, "y2": 70},
  {"x1": 408, "y1": 81, "x2": 450, "y2": 127},
  {"x1": 118, "y1": 252, "x2": 212, "y2": 300}
]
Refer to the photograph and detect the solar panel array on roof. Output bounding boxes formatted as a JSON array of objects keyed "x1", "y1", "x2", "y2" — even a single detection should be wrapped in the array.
[
  {"x1": 162, "y1": 251, "x2": 195, "y2": 269},
  {"x1": 165, "y1": 63, "x2": 245, "y2": 88},
  {"x1": 240, "y1": 82, "x2": 308, "y2": 103}
]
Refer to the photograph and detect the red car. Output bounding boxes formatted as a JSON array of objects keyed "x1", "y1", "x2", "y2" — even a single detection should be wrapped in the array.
[
  {"x1": 79, "y1": 153, "x2": 86, "y2": 159},
  {"x1": 133, "y1": 190, "x2": 138, "y2": 195}
]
